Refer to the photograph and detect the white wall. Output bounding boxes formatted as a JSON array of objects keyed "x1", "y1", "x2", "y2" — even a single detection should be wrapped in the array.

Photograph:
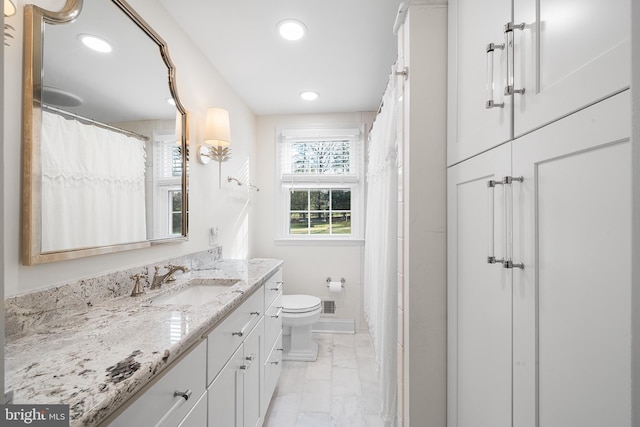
[
  {"x1": 398, "y1": 5, "x2": 448, "y2": 427},
  {"x1": 631, "y1": 1, "x2": 639, "y2": 425},
  {"x1": 252, "y1": 112, "x2": 374, "y2": 331},
  {"x1": 3, "y1": 0, "x2": 257, "y2": 296}
]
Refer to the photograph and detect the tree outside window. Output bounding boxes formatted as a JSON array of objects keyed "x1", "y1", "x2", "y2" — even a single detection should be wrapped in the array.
[{"x1": 289, "y1": 189, "x2": 351, "y2": 235}]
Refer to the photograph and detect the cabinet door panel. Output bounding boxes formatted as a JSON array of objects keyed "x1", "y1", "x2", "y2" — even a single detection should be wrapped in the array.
[
  {"x1": 512, "y1": 91, "x2": 631, "y2": 427},
  {"x1": 447, "y1": 143, "x2": 512, "y2": 427},
  {"x1": 209, "y1": 345, "x2": 244, "y2": 427},
  {"x1": 243, "y1": 319, "x2": 263, "y2": 427},
  {"x1": 513, "y1": 0, "x2": 630, "y2": 137},
  {"x1": 447, "y1": 0, "x2": 512, "y2": 165}
]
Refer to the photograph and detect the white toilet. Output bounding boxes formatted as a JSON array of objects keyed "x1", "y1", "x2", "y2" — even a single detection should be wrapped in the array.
[{"x1": 281, "y1": 294, "x2": 322, "y2": 361}]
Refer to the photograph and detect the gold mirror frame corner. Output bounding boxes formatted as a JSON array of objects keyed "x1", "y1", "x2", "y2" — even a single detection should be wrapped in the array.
[{"x1": 21, "y1": 0, "x2": 189, "y2": 265}]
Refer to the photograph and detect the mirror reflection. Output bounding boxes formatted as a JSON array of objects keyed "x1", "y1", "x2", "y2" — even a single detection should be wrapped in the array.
[{"x1": 23, "y1": 0, "x2": 188, "y2": 264}]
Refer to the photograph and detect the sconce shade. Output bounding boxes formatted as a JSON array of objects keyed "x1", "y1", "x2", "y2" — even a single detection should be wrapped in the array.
[
  {"x1": 204, "y1": 107, "x2": 231, "y2": 147},
  {"x1": 4, "y1": 0, "x2": 16, "y2": 17}
]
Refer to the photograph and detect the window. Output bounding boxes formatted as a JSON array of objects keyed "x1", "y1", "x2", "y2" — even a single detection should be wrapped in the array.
[
  {"x1": 153, "y1": 131, "x2": 184, "y2": 237},
  {"x1": 169, "y1": 189, "x2": 183, "y2": 235},
  {"x1": 277, "y1": 126, "x2": 364, "y2": 241}
]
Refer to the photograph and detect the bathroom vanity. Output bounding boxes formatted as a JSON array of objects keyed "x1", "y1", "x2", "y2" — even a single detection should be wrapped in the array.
[{"x1": 5, "y1": 257, "x2": 283, "y2": 427}]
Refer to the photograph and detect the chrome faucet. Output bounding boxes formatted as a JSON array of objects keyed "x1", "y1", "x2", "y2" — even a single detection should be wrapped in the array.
[
  {"x1": 151, "y1": 264, "x2": 188, "y2": 290},
  {"x1": 130, "y1": 274, "x2": 146, "y2": 297}
]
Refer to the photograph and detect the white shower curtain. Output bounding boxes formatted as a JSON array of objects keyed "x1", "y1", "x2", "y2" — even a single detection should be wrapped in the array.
[
  {"x1": 41, "y1": 111, "x2": 147, "y2": 251},
  {"x1": 364, "y1": 70, "x2": 399, "y2": 425}
]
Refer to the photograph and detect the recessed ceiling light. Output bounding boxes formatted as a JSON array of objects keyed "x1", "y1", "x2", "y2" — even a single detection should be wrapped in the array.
[
  {"x1": 300, "y1": 91, "x2": 319, "y2": 101},
  {"x1": 277, "y1": 19, "x2": 307, "y2": 41},
  {"x1": 166, "y1": 97, "x2": 176, "y2": 106},
  {"x1": 78, "y1": 34, "x2": 112, "y2": 53}
]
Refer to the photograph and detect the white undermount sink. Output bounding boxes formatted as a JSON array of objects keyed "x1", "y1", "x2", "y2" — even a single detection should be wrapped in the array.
[{"x1": 151, "y1": 278, "x2": 241, "y2": 306}]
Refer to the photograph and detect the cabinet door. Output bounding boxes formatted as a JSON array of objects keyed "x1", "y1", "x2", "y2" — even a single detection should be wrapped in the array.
[
  {"x1": 513, "y1": 0, "x2": 630, "y2": 137},
  {"x1": 177, "y1": 392, "x2": 207, "y2": 427},
  {"x1": 209, "y1": 345, "x2": 244, "y2": 427},
  {"x1": 447, "y1": 0, "x2": 512, "y2": 165},
  {"x1": 447, "y1": 143, "x2": 512, "y2": 427},
  {"x1": 512, "y1": 91, "x2": 631, "y2": 427},
  {"x1": 243, "y1": 319, "x2": 263, "y2": 427}
]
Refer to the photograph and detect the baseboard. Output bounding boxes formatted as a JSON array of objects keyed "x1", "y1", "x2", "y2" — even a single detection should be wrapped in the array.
[{"x1": 313, "y1": 318, "x2": 355, "y2": 334}]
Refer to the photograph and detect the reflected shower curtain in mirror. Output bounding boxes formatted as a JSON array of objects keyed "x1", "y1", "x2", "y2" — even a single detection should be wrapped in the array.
[
  {"x1": 364, "y1": 70, "x2": 398, "y2": 426},
  {"x1": 41, "y1": 111, "x2": 147, "y2": 252}
]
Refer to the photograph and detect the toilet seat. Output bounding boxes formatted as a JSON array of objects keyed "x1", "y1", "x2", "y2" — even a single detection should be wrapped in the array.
[{"x1": 282, "y1": 294, "x2": 321, "y2": 314}]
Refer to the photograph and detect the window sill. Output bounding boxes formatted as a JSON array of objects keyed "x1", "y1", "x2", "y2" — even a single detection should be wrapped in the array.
[{"x1": 275, "y1": 238, "x2": 365, "y2": 246}]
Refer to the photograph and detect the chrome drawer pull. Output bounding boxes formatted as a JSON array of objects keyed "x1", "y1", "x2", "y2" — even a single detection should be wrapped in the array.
[
  {"x1": 504, "y1": 21, "x2": 526, "y2": 96},
  {"x1": 270, "y1": 360, "x2": 280, "y2": 365},
  {"x1": 174, "y1": 389, "x2": 192, "y2": 401},
  {"x1": 486, "y1": 176, "x2": 525, "y2": 269},
  {"x1": 270, "y1": 307, "x2": 283, "y2": 319},
  {"x1": 154, "y1": 389, "x2": 192, "y2": 427},
  {"x1": 485, "y1": 42, "x2": 505, "y2": 109},
  {"x1": 270, "y1": 281, "x2": 283, "y2": 291},
  {"x1": 232, "y1": 311, "x2": 261, "y2": 337}
]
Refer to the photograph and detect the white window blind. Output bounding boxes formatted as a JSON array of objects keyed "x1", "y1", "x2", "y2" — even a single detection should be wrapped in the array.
[
  {"x1": 154, "y1": 133, "x2": 182, "y2": 180},
  {"x1": 279, "y1": 126, "x2": 362, "y2": 184}
]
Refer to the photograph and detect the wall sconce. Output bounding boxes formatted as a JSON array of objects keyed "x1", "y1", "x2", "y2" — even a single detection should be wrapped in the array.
[
  {"x1": 197, "y1": 107, "x2": 231, "y2": 188},
  {"x1": 4, "y1": 0, "x2": 16, "y2": 17},
  {"x1": 4, "y1": 0, "x2": 16, "y2": 47}
]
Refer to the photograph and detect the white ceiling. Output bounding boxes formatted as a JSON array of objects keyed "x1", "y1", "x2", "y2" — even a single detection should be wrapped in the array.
[{"x1": 159, "y1": 0, "x2": 405, "y2": 115}]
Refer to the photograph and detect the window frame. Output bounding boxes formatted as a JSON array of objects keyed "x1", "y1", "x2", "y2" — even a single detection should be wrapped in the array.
[
  {"x1": 152, "y1": 130, "x2": 183, "y2": 238},
  {"x1": 275, "y1": 125, "x2": 365, "y2": 243}
]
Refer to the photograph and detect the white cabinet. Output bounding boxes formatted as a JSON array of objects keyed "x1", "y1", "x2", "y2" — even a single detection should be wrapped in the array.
[
  {"x1": 107, "y1": 341, "x2": 207, "y2": 427},
  {"x1": 207, "y1": 287, "x2": 263, "y2": 386},
  {"x1": 242, "y1": 318, "x2": 263, "y2": 427},
  {"x1": 448, "y1": 0, "x2": 630, "y2": 165},
  {"x1": 207, "y1": 268, "x2": 283, "y2": 427},
  {"x1": 511, "y1": 93, "x2": 631, "y2": 427},
  {"x1": 261, "y1": 269, "x2": 283, "y2": 419},
  {"x1": 447, "y1": 0, "x2": 512, "y2": 164},
  {"x1": 209, "y1": 344, "x2": 244, "y2": 427},
  {"x1": 448, "y1": 92, "x2": 632, "y2": 427},
  {"x1": 447, "y1": 143, "x2": 512, "y2": 427},
  {"x1": 106, "y1": 268, "x2": 282, "y2": 427},
  {"x1": 208, "y1": 318, "x2": 263, "y2": 427},
  {"x1": 512, "y1": 0, "x2": 630, "y2": 137}
]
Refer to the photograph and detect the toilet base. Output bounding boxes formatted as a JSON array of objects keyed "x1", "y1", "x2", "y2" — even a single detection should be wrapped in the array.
[{"x1": 282, "y1": 330, "x2": 319, "y2": 362}]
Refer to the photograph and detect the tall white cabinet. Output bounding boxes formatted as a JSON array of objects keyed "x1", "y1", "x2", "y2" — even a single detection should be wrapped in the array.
[
  {"x1": 448, "y1": 0, "x2": 630, "y2": 165},
  {"x1": 447, "y1": 1, "x2": 633, "y2": 426}
]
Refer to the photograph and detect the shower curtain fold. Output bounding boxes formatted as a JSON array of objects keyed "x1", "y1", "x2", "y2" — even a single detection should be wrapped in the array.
[
  {"x1": 364, "y1": 69, "x2": 399, "y2": 426},
  {"x1": 41, "y1": 110, "x2": 147, "y2": 251}
]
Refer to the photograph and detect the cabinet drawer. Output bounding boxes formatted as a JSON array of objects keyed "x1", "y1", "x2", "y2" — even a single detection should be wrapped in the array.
[
  {"x1": 264, "y1": 269, "x2": 283, "y2": 310},
  {"x1": 264, "y1": 293, "x2": 282, "y2": 350},
  {"x1": 264, "y1": 332, "x2": 283, "y2": 404},
  {"x1": 207, "y1": 287, "x2": 264, "y2": 385},
  {"x1": 108, "y1": 340, "x2": 206, "y2": 427}
]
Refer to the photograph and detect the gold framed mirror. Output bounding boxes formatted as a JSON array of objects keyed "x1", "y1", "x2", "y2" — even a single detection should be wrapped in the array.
[{"x1": 22, "y1": 0, "x2": 188, "y2": 265}]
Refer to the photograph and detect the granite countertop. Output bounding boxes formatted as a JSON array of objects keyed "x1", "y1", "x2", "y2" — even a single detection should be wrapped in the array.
[{"x1": 5, "y1": 258, "x2": 283, "y2": 426}]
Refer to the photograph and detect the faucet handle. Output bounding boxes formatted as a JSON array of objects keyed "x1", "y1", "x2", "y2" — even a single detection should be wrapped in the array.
[{"x1": 130, "y1": 274, "x2": 145, "y2": 297}]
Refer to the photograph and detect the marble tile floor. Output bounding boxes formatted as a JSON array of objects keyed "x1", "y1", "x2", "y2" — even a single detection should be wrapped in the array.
[{"x1": 263, "y1": 332, "x2": 385, "y2": 427}]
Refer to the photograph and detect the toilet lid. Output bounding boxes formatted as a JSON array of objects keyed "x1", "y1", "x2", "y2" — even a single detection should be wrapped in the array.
[{"x1": 282, "y1": 294, "x2": 322, "y2": 313}]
